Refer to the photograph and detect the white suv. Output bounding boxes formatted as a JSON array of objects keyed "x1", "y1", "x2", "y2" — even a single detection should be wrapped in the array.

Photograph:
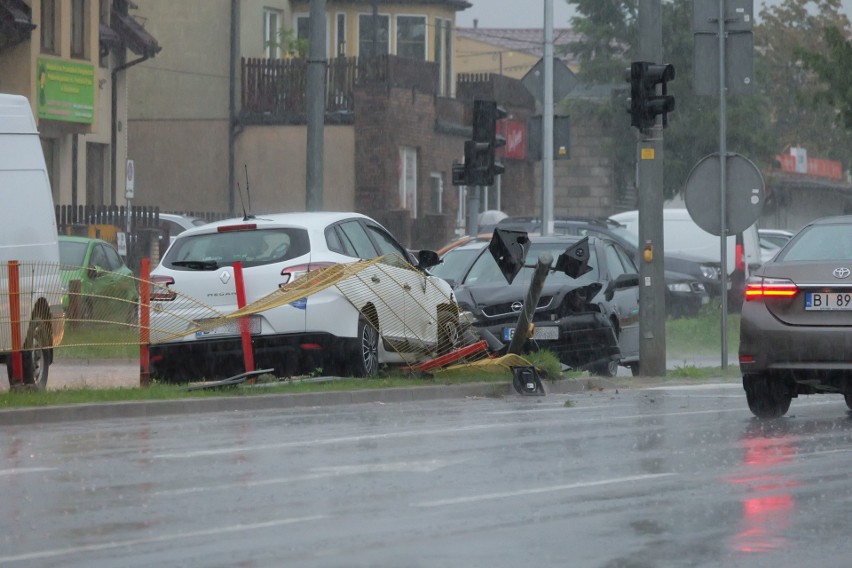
[{"x1": 148, "y1": 212, "x2": 458, "y2": 382}]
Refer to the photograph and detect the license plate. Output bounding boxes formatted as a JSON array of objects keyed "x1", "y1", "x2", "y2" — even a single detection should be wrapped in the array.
[
  {"x1": 805, "y1": 292, "x2": 852, "y2": 311},
  {"x1": 195, "y1": 316, "x2": 261, "y2": 337},
  {"x1": 502, "y1": 326, "x2": 559, "y2": 341}
]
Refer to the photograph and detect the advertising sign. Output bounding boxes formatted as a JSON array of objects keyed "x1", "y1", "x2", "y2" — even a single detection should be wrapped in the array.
[{"x1": 36, "y1": 58, "x2": 95, "y2": 124}]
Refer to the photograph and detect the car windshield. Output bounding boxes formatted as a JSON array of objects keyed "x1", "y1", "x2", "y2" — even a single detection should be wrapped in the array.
[
  {"x1": 463, "y1": 242, "x2": 599, "y2": 286},
  {"x1": 777, "y1": 223, "x2": 852, "y2": 261},
  {"x1": 430, "y1": 247, "x2": 483, "y2": 281},
  {"x1": 58, "y1": 240, "x2": 88, "y2": 267},
  {"x1": 163, "y1": 227, "x2": 310, "y2": 269}
]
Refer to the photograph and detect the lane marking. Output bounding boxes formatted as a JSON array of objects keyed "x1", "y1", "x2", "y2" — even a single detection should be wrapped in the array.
[
  {"x1": 413, "y1": 473, "x2": 676, "y2": 508},
  {"x1": 0, "y1": 515, "x2": 327, "y2": 565},
  {"x1": 0, "y1": 467, "x2": 55, "y2": 476},
  {"x1": 153, "y1": 459, "x2": 462, "y2": 497}
]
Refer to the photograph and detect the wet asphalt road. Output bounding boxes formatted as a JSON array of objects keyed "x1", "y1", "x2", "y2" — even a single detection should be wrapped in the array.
[{"x1": 3, "y1": 383, "x2": 852, "y2": 567}]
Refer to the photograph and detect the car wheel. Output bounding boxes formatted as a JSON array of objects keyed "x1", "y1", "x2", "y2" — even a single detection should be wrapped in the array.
[
  {"x1": 592, "y1": 357, "x2": 619, "y2": 378},
  {"x1": 437, "y1": 311, "x2": 460, "y2": 356},
  {"x1": 6, "y1": 318, "x2": 51, "y2": 389},
  {"x1": 349, "y1": 316, "x2": 379, "y2": 378},
  {"x1": 628, "y1": 362, "x2": 640, "y2": 377},
  {"x1": 744, "y1": 374, "x2": 791, "y2": 419}
]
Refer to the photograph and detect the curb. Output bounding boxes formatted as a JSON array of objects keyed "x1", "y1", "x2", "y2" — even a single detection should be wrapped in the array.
[{"x1": 0, "y1": 378, "x2": 616, "y2": 426}]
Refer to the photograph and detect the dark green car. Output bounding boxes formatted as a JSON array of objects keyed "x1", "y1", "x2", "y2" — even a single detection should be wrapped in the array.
[{"x1": 58, "y1": 236, "x2": 138, "y2": 323}]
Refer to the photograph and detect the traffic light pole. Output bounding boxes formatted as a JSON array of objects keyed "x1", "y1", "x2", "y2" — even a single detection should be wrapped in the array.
[
  {"x1": 467, "y1": 185, "x2": 481, "y2": 237},
  {"x1": 637, "y1": 0, "x2": 666, "y2": 377}
]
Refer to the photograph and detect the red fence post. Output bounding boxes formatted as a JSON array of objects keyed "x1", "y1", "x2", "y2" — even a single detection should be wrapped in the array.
[
  {"x1": 7, "y1": 261, "x2": 23, "y2": 384},
  {"x1": 139, "y1": 258, "x2": 151, "y2": 387},
  {"x1": 232, "y1": 261, "x2": 255, "y2": 375}
]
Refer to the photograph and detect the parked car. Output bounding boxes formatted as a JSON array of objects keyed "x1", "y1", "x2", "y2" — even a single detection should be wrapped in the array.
[
  {"x1": 158, "y1": 212, "x2": 208, "y2": 248},
  {"x1": 436, "y1": 235, "x2": 640, "y2": 377},
  {"x1": 758, "y1": 228, "x2": 794, "y2": 263},
  {"x1": 495, "y1": 216, "x2": 710, "y2": 317},
  {"x1": 739, "y1": 215, "x2": 852, "y2": 418},
  {"x1": 58, "y1": 236, "x2": 139, "y2": 323},
  {"x1": 148, "y1": 212, "x2": 458, "y2": 382},
  {"x1": 609, "y1": 208, "x2": 761, "y2": 311}
]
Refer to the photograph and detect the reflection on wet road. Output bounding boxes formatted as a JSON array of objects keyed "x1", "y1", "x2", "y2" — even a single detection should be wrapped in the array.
[{"x1": 3, "y1": 384, "x2": 852, "y2": 567}]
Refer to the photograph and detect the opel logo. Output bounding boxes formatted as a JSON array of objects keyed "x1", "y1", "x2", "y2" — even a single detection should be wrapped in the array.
[
  {"x1": 511, "y1": 301, "x2": 523, "y2": 312},
  {"x1": 833, "y1": 267, "x2": 851, "y2": 279},
  {"x1": 219, "y1": 270, "x2": 232, "y2": 285}
]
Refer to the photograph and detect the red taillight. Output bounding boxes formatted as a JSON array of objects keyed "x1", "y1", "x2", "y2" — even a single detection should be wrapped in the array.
[
  {"x1": 735, "y1": 243, "x2": 746, "y2": 273},
  {"x1": 217, "y1": 223, "x2": 257, "y2": 232},
  {"x1": 150, "y1": 275, "x2": 176, "y2": 301},
  {"x1": 279, "y1": 262, "x2": 335, "y2": 286},
  {"x1": 739, "y1": 355, "x2": 754, "y2": 364},
  {"x1": 744, "y1": 276, "x2": 798, "y2": 301}
]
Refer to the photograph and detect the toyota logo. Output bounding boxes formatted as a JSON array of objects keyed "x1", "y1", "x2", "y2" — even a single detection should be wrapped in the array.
[
  {"x1": 833, "y1": 267, "x2": 851, "y2": 279},
  {"x1": 511, "y1": 301, "x2": 523, "y2": 312}
]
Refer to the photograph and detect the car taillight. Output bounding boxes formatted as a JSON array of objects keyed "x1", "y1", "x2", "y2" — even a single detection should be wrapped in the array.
[
  {"x1": 150, "y1": 275, "x2": 176, "y2": 301},
  {"x1": 735, "y1": 243, "x2": 746, "y2": 273},
  {"x1": 279, "y1": 262, "x2": 335, "y2": 286},
  {"x1": 744, "y1": 276, "x2": 798, "y2": 301}
]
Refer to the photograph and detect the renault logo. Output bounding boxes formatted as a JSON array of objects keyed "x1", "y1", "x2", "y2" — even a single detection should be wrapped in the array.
[
  {"x1": 511, "y1": 301, "x2": 523, "y2": 312},
  {"x1": 219, "y1": 270, "x2": 232, "y2": 285},
  {"x1": 833, "y1": 267, "x2": 851, "y2": 279}
]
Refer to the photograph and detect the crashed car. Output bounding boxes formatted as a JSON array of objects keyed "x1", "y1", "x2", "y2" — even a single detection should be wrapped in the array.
[{"x1": 432, "y1": 235, "x2": 640, "y2": 376}]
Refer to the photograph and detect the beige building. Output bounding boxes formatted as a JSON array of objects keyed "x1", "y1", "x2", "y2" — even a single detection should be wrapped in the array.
[
  {"x1": 124, "y1": 0, "x2": 469, "y2": 217},
  {"x1": 0, "y1": 0, "x2": 160, "y2": 209}
]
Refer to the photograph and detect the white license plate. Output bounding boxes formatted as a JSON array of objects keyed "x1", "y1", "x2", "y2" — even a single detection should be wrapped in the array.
[
  {"x1": 502, "y1": 326, "x2": 559, "y2": 341},
  {"x1": 195, "y1": 316, "x2": 261, "y2": 337},
  {"x1": 805, "y1": 292, "x2": 852, "y2": 311}
]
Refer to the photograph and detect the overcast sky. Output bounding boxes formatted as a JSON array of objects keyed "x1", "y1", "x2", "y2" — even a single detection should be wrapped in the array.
[{"x1": 455, "y1": 1, "x2": 852, "y2": 29}]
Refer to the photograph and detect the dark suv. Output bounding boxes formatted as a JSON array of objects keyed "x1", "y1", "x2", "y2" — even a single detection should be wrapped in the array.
[{"x1": 495, "y1": 217, "x2": 712, "y2": 317}]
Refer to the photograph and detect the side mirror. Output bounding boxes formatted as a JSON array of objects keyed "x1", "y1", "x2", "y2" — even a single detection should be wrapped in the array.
[
  {"x1": 605, "y1": 272, "x2": 639, "y2": 300},
  {"x1": 417, "y1": 249, "x2": 441, "y2": 270},
  {"x1": 489, "y1": 228, "x2": 531, "y2": 284}
]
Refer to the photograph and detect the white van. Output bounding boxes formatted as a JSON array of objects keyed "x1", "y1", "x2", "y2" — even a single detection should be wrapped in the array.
[
  {"x1": 609, "y1": 208, "x2": 761, "y2": 307},
  {"x1": 0, "y1": 94, "x2": 64, "y2": 388}
]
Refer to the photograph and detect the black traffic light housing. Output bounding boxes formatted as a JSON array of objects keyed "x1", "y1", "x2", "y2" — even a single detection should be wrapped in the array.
[
  {"x1": 625, "y1": 61, "x2": 675, "y2": 130},
  {"x1": 489, "y1": 228, "x2": 530, "y2": 284},
  {"x1": 453, "y1": 99, "x2": 507, "y2": 187},
  {"x1": 554, "y1": 237, "x2": 593, "y2": 279}
]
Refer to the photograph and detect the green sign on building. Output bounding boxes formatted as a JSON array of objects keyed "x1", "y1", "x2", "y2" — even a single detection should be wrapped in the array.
[{"x1": 36, "y1": 58, "x2": 95, "y2": 124}]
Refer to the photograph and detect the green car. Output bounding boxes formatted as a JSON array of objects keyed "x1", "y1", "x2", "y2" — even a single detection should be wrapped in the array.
[{"x1": 58, "y1": 236, "x2": 138, "y2": 323}]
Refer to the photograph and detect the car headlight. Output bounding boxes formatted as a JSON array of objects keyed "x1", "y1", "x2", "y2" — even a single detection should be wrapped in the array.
[
  {"x1": 700, "y1": 265, "x2": 719, "y2": 280},
  {"x1": 667, "y1": 282, "x2": 692, "y2": 293}
]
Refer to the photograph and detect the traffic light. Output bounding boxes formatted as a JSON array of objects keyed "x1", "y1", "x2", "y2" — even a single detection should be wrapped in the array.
[
  {"x1": 625, "y1": 61, "x2": 675, "y2": 130},
  {"x1": 471, "y1": 99, "x2": 507, "y2": 186}
]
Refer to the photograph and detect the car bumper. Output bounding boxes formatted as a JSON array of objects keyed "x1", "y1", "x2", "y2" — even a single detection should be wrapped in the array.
[
  {"x1": 739, "y1": 302, "x2": 852, "y2": 381},
  {"x1": 474, "y1": 311, "x2": 619, "y2": 369}
]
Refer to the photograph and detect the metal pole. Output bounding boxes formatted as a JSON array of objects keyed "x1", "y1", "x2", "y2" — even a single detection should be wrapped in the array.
[
  {"x1": 542, "y1": 0, "x2": 554, "y2": 235},
  {"x1": 467, "y1": 185, "x2": 481, "y2": 237},
  {"x1": 718, "y1": 0, "x2": 728, "y2": 370},
  {"x1": 305, "y1": 0, "x2": 326, "y2": 211},
  {"x1": 637, "y1": 0, "x2": 666, "y2": 376},
  {"x1": 508, "y1": 253, "x2": 553, "y2": 354}
]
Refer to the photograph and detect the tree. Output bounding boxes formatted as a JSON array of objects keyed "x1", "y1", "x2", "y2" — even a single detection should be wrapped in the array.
[
  {"x1": 756, "y1": 0, "x2": 852, "y2": 166},
  {"x1": 266, "y1": 28, "x2": 308, "y2": 59}
]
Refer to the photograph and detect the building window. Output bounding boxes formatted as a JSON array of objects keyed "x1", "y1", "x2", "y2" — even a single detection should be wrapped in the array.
[
  {"x1": 71, "y1": 0, "x2": 86, "y2": 58},
  {"x1": 263, "y1": 8, "x2": 281, "y2": 58},
  {"x1": 295, "y1": 14, "x2": 309, "y2": 45},
  {"x1": 396, "y1": 15, "x2": 426, "y2": 61},
  {"x1": 398, "y1": 147, "x2": 417, "y2": 218},
  {"x1": 336, "y1": 13, "x2": 346, "y2": 56},
  {"x1": 358, "y1": 13, "x2": 389, "y2": 57},
  {"x1": 430, "y1": 173, "x2": 443, "y2": 214},
  {"x1": 41, "y1": 0, "x2": 57, "y2": 54}
]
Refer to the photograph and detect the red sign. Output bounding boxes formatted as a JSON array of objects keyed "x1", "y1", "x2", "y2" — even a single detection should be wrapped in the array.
[
  {"x1": 776, "y1": 154, "x2": 844, "y2": 181},
  {"x1": 497, "y1": 119, "x2": 526, "y2": 161}
]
